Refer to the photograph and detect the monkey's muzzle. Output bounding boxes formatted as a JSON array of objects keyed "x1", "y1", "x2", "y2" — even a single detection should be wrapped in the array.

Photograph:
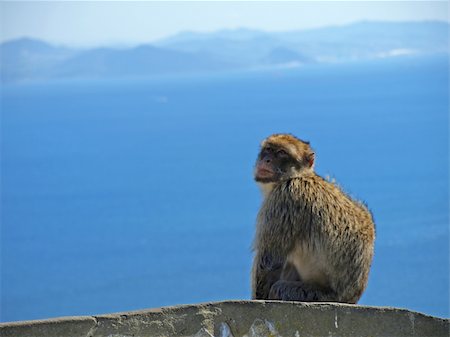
[{"x1": 255, "y1": 162, "x2": 275, "y2": 180}]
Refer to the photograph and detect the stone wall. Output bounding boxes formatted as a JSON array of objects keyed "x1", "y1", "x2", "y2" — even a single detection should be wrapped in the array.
[{"x1": 1, "y1": 300, "x2": 448, "y2": 337}]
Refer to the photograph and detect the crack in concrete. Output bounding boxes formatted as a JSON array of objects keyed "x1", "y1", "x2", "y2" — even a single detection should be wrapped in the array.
[
  {"x1": 86, "y1": 316, "x2": 99, "y2": 337},
  {"x1": 409, "y1": 311, "x2": 416, "y2": 336},
  {"x1": 334, "y1": 309, "x2": 338, "y2": 329}
]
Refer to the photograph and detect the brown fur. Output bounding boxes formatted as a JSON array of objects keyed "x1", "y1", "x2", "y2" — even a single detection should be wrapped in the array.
[{"x1": 251, "y1": 134, "x2": 375, "y2": 303}]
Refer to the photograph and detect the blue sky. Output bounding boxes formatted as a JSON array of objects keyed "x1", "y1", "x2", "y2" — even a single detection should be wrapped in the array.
[{"x1": 1, "y1": 1, "x2": 448, "y2": 47}]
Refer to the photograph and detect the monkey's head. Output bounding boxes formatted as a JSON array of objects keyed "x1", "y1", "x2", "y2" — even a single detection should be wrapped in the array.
[{"x1": 254, "y1": 134, "x2": 315, "y2": 184}]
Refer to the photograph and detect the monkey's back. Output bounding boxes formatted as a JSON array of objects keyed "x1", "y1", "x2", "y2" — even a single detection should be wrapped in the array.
[
  {"x1": 289, "y1": 174, "x2": 374, "y2": 238},
  {"x1": 259, "y1": 174, "x2": 375, "y2": 303}
]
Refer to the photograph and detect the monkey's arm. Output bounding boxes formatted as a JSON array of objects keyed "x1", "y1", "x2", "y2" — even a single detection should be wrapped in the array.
[{"x1": 251, "y1": 252, "x2": 284, "y2": 300}]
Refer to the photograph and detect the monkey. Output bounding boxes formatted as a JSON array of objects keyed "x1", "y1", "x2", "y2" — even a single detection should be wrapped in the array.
[{"x1": 251, "y1": 134, "x2": 375, "y2": 303}]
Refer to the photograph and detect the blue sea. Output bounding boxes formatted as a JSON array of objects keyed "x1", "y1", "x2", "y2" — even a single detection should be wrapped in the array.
[{"x1": 1, "y1": 55, "x2": 449, "y2": 322}]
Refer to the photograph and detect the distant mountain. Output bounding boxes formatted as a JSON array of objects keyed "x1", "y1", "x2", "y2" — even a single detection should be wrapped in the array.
[
  {"x1": 0, "y1": 39, "x2": 233, "y2": 82},
  {"x1": 264, "y1": 47, "x2": 311, "y2": 65},
  {"x1": 273, "y1": 21, "x2": 450, "y2": 62},
  {"x1": 1, "y1": 21, "x2": 448, "y2": 83},
  {"x1": 159, "y1": 28, "x2": 269, "y2": 45},
  {"x1": 0, "y1": 38, "x2": 74, "y2": 82},
  {"x1": 156, "y1": 30, "x2": 282, "y2": 66},
  {"x1": 55, "y1": 45, "x2": 233, "y2": 79},
  {"x1": 158, "y1": 21, "x2": 449, "y2": 63}
]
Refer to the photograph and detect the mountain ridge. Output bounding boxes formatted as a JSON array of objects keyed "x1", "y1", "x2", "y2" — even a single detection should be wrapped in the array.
[{"x1": 1, "y1": 21, "x2": 448, "y2": 83}]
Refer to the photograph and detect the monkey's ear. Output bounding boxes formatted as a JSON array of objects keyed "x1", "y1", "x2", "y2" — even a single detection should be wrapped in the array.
[{"x1": 307, "y1": 152, "x2": 315, "y2": 168}]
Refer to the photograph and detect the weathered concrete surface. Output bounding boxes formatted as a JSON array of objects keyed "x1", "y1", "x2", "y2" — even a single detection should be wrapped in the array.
[{"x1": 1, "y1": 300, "x2": 448, "y2": 337}]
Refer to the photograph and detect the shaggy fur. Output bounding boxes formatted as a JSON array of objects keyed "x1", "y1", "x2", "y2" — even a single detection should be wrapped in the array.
[{"x1": 252, "y1": 134, "x2": 375, "y2": 303}]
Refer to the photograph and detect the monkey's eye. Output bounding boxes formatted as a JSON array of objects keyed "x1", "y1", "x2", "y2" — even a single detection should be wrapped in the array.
[{"x1": 277, "y1": 149, "x2": 288, "y2": 156}]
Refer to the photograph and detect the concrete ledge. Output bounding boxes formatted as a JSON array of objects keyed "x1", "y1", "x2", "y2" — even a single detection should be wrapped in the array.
[{"x1": 1, "y1": 300, "x2": 448, "y2": 337}]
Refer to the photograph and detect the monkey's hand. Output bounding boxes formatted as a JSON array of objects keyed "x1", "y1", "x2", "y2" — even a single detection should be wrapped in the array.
[
  {"x1": 260, "y1": 252, "x2": 284, "y2": 271},
  {"x1": 268, "y1": 280, "x2": 285, "y2": 300}
]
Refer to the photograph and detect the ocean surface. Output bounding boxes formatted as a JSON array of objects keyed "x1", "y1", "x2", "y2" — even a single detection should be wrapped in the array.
[{"x1": 1, "y1": 55, "x2": 449, "y2": 322}]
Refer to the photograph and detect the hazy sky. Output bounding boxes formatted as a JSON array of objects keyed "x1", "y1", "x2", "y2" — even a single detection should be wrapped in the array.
[{"x1": 1, "y1": 1, "x2": 448, "y2": 47}]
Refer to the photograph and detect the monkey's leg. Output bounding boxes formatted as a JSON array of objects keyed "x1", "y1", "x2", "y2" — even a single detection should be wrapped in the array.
[
  {"x1": 251, "y1": 253, "x2": 284, "y2": 300},
  {"x1": 268, "y1": 280, "x2": 336, "y2": 302}
]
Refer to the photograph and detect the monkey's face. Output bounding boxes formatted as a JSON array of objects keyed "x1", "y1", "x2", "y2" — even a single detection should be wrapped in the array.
[
  {"x1": 254, "y1": 145, "x2": 293, "y2": 183},
  {"x1": 254, "y1": 134, "x2": 315, "y2": 183}
]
